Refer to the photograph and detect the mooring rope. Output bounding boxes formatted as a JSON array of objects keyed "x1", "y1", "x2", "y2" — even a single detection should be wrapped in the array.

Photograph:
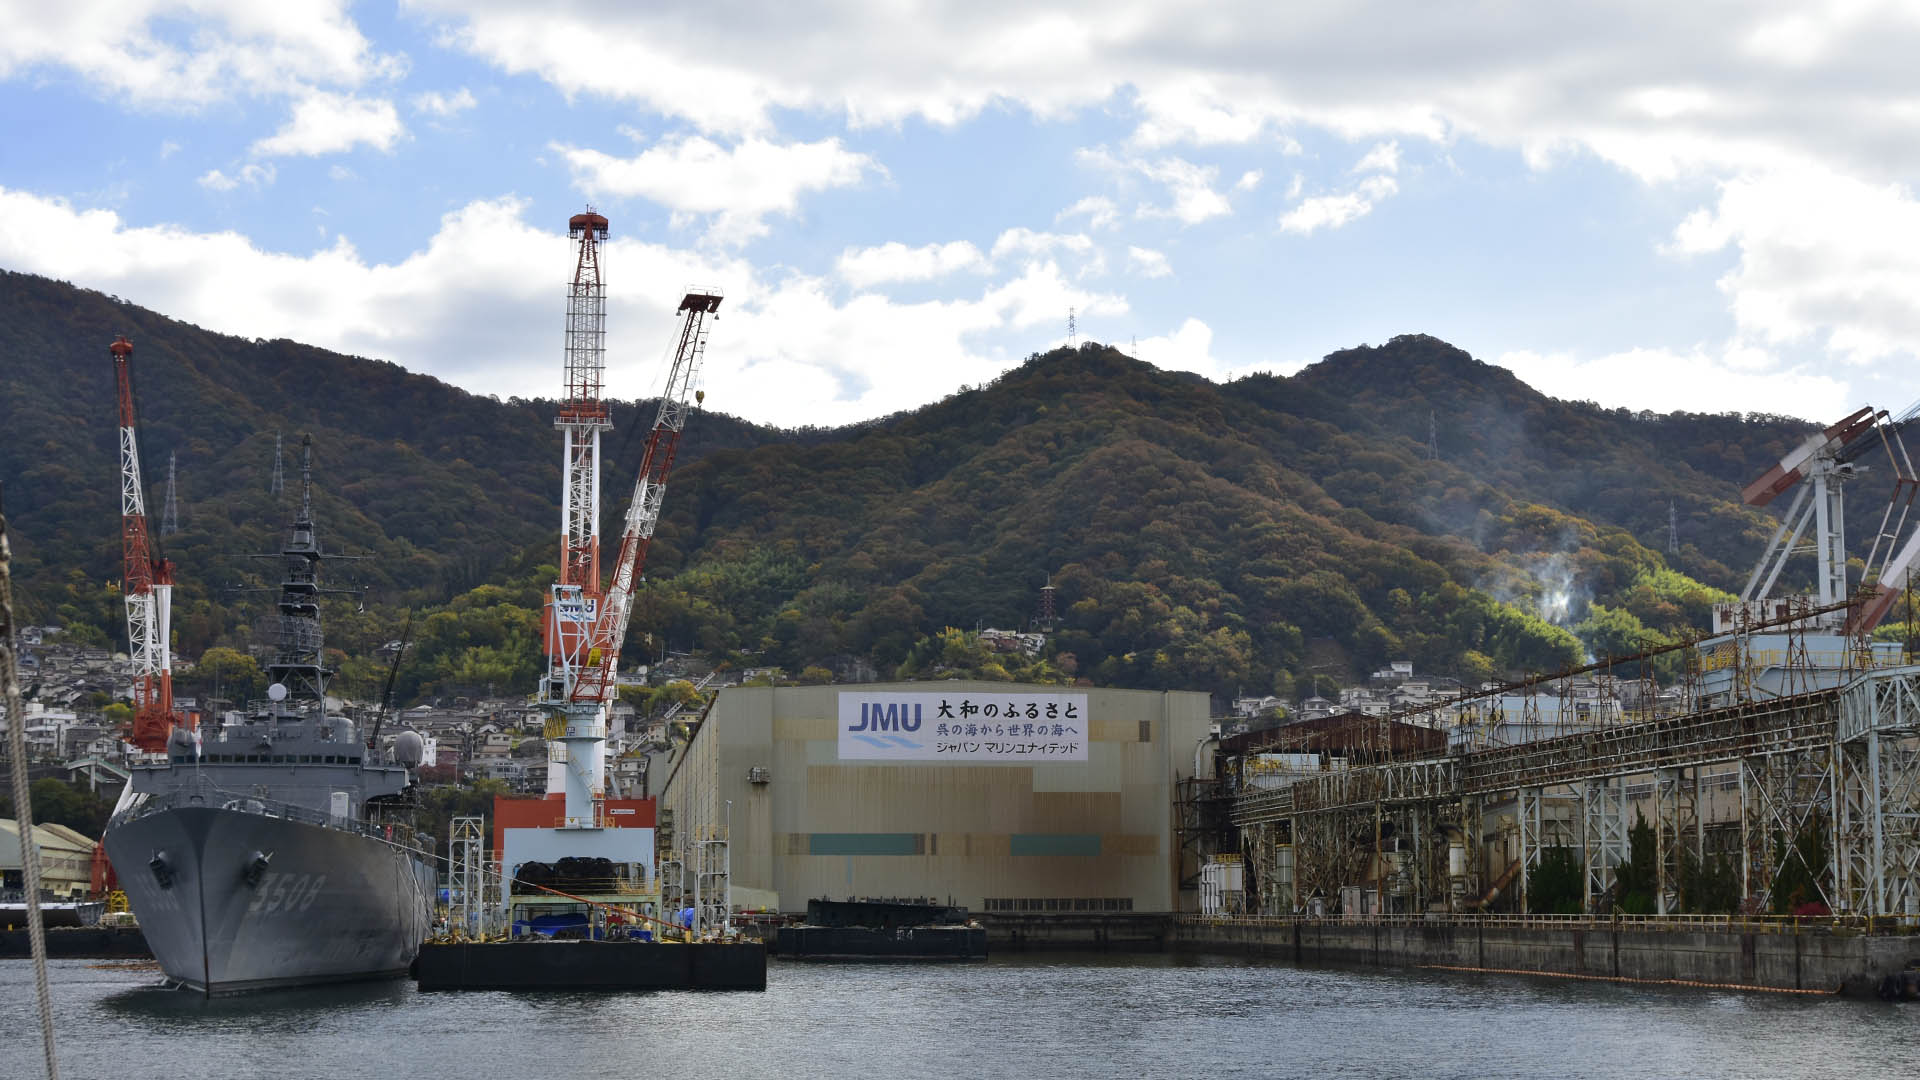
[{"x1": 1, "y1": 486, "x2": 62, "y2": 1079}]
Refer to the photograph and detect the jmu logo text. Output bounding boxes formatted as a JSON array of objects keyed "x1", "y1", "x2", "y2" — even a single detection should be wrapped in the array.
[{"x1": 846, "y1": 701, "x2": 923, "y2": 732}]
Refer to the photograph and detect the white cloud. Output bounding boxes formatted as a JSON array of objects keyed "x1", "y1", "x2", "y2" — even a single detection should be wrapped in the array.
[
  {"x1": 1133, "y1": 318, "x2": 1221, "y2": 378},
  {"x1": 1279, "y1": 175, "x2": 1398, "y2": 235},
  {"x1": 1127, "y1": 246, "x2": 1171, "y2": 278},
  {"x1": 410, "y1": 86, "x2": 476, "y2": 117},
  {"x1": 1130, "y1": 82, "x2": 1270, "y2": 148},
  {"x1": 1353, "y1": 140, "x2": 1400, "y2": 174},
  {"x1": 401, "y1": 2, "x2": 1920, "y2": 190},
  {"x1": 1056, "y1": 195, "x2": 1119, "y2": 230},
  {"x1": 837, "y1": 240, "x2": 987, "y2": 288},
  {"x1": 0, "y1": 187, "x2": 1136, "y2": 425},
  {"x1": 1078, "y1": 149, "x2": 1235, "y2": 225},
  {"x1": 197, "y1": 163, "x2": 276, "y2": 191},
  {"x1": 0, "y1": 1, "x2": 399, "y2": 107},
  {"x1": 990, "y1": 228, "x2": 1093, "y2": 260},
  {"x1": 1234, "y1": 170, "x2": 1263, "y2": 192},
  {"x1": 328, "y1": 164, "x2": 357, "y2": 181},
  {"x1": 1497, "y1": 345, "x2": 1850, "y2": 418},
  {"x1": 158, "y1": 139, "x2": 180, "y2": 159},
  {"x1": 1664, "y1": 165, "x2": 1920, "y2": 366},
  {"x1": 252, "y1": 92, "x2": 405, "y2": 156},
  {"x1": 553, "y1": 133, "x2": 874, "y2": 245}
]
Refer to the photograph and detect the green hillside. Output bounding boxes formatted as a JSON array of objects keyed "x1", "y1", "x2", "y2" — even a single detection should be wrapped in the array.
[{"x1": 5, "y1": 270, "x2": 1884, "y2": 706}]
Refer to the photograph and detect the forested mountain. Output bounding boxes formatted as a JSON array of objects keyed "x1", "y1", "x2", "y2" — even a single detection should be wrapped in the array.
[{"x1": 3, "y1": 270, "x2": 1885, "y2": 706}]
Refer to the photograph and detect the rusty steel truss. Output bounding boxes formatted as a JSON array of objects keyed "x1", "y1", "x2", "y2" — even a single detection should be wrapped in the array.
[{"x1": 1232, "y1": 665, "x2": 1920, "y2": 921}]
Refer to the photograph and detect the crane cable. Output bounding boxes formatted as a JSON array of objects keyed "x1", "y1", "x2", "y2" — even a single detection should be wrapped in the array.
[{"x1": 1, "y1": 485, "x2": 61, "y2": 1080}]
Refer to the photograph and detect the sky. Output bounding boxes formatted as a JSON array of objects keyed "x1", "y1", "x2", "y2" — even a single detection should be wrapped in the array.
[{"x1": 2, "y1": 2, "x2": 1918, "y2": 427}]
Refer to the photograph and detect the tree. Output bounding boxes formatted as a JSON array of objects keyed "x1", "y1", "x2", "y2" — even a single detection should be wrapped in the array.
[
  {"x1": 1612, "y1": 810, "x2": 1658, "y2": 914},
  {"x1": 1768, "y1": 812, "x2": 1832, "y2": 915},
  {"x1": 1528, "y1": 846, "x2": 1584, "y2": 915},
  {"x1": 796, "y1": 665, "x2": 834, "y2": 685},
  {"x1": 2, "y1": 779, "x2": 113, "y2": 836},
  {"x1": 1679, "y1": 850, "x2": 1740, "y2": 915},
  {"x1": 101, "y1": 702, "x2": 133, "y2": 730},
  {"x1": 194, "y1": 646, "x2": 266, "y2": 703}
]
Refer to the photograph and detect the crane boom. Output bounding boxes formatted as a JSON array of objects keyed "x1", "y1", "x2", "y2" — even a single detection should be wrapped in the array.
[
  {"x1": 1723, "y1": 403, "x2": 1920, "y2": 636},
  {"x1": 109, "y1": 336, "x2": 185, "y2": 752},
  {"x1": 570, "y1": 289, "x2": 720, "y2": 706}
]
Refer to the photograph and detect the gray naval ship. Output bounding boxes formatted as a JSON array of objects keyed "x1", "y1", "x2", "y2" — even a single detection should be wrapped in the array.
[{"x1": 104, "y1": 438, "x2": 434, "y2": 994}]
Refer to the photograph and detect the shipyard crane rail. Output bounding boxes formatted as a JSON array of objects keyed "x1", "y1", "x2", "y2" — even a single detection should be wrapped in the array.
[{"x1": 109, "y1": 336, "x2": 187, "y2": 752}]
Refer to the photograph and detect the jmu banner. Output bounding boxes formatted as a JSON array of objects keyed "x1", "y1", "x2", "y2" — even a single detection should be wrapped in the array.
[{"x1": 837, "y1": 691, "x2": 1089, "y2": 762}]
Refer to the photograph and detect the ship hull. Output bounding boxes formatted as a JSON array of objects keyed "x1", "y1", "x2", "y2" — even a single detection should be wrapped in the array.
[{"x1": 105, "y1": 805, "x2": 432, "y2": 995}]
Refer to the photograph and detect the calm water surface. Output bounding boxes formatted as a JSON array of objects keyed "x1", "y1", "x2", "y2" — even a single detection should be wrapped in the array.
[{"x1": 4, "y1": 952, "x2": 1917, "y2": 1079}]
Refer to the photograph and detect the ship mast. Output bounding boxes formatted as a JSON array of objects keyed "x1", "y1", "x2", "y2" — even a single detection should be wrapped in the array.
[{"x1": 265, "y1": 436, "x2": 330, "y2": 703}]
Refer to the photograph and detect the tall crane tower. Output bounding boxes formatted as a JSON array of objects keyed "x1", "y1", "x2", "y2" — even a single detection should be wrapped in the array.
[
  {"x1": 109, "y1": 337, "x2": 187, "y2": 752},
  {"x1": 540, "y1": 208, "x2": 722, "y2": 826},
  {"x1": 557, "y1": 209, "x2": 613, "y2": 599}
]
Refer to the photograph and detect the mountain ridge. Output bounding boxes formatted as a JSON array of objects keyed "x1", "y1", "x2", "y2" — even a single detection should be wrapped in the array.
[{"x1": 3, "y1": 270, "x2": 1866, "y2": 704}]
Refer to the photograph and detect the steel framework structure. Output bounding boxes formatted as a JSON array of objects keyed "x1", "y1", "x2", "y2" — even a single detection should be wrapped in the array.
[{"x1": 1233, "y1": 665, "x2": 1920, "y2": 921}]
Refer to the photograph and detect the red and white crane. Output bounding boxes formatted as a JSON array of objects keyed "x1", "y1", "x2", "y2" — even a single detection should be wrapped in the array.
[
  {"x1": 109, "y1": 336, "x2": 188, "y2": 753},
  {"x1": 1724, "y1": 402, "x2": 1920, "y2": 636},
  {"x1": 539, "y1": 208, "x2": 721, "y2": 825}
]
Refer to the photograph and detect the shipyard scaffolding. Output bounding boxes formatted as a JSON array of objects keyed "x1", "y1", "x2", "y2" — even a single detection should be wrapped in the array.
[{"x1": 1227, "y1": 606, "x2": 1920, "y2": 921}]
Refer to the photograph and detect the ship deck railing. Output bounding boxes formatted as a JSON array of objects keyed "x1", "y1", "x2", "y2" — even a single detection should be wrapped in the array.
[{"x1": 110, "y1": 781, "x2": 426, "y2": 851}]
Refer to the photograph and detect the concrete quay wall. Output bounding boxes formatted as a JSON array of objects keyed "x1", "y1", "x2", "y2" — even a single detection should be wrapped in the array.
[{"x1": 1173, "y1": 918, "x2": 1920, "y2": 996}]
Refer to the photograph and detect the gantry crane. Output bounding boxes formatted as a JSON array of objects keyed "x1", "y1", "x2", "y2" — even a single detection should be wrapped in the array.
[
  {"x1": 1725, "y1": 402, "x2": 1920, "y2": 635},
  {"x1": 109, "y1": 336, "x2": 188, "y2": 753},
  {"x1": 540, "y1": 208, "x2": 721, "y2": 826}
]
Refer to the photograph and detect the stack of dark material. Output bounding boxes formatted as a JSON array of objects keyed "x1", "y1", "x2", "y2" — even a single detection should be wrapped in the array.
[
  {"x1": 511, "y1": 857, "x2": 619, "y2": 895},
  {"x1": 777, "y1": 898, "x2": 986, "y2": 961}
]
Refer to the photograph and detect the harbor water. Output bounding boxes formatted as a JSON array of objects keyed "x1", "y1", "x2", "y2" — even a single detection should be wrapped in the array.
[{"x1": 4, "y1": 952, "x2": 1917, "y2": 1079}]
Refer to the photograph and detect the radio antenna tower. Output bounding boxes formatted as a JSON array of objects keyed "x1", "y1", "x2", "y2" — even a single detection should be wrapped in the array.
[
  {"x1": 1067, "y1": 308, "x2": 1077, "y2": 349},
  {"x1": 1668, "y1": 500, "x2": 1679, "y2": 554},
  {"x1": 269, "y1": 430, "x2": 284, "y2": 496},
  {"x1": 1426, "y1": 410, "x2": 1439, "y2": 461},
  {"x1": 161, "y1": 451, "x2": 179, "y2": 535}
]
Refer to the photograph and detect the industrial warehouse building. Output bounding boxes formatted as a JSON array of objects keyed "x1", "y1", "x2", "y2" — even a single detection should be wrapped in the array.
[{"x1": 656, "y1": 681, "x2": 1211, "y2": 915}]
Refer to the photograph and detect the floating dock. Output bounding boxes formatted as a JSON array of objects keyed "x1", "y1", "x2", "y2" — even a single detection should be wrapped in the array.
[
  {"x1": 777, "y1": 924, "x2": 986, "y2": 960},
  {"x1": 412, "y1": 940, "x2": 766, "y2": 991},
  {"x1": 774, "y1": 898, "x2": 987, "y2": 961}
]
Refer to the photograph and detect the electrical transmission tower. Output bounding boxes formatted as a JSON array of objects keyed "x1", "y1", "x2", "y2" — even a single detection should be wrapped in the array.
[
  {"x1": 1426, "y1": 410, "x2": 1439, "y2": 461},
  {"x1": 269, "y1": 430, "x2": 284, "y2": 496},
  {"x1": 1668, "y1": 500, "x2": 1679, "y2": 554},
  {"x1": 1067, "y1": 308, "x2": 1077, "y2": 349},
  {"x1": 1037, "y1": 573, "x2": 1057, "y2": 632},
  {"x1": 161, "y1": 451, "x2": 180, "y2": 535}
]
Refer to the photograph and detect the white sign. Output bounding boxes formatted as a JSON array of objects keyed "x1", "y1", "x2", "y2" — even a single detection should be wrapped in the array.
[
  {"x1": 554, "y1": 596, "x2": 599, "y2": 624},
  {"x1": 837, "y1": 692, "x2": 1089, "y2": 762}
]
